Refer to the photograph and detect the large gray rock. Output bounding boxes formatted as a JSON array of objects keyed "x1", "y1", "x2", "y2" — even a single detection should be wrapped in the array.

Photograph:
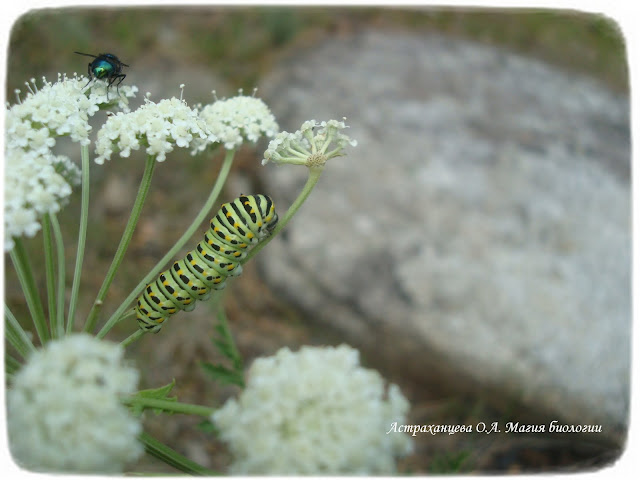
[{"x1": 258, "y1": 31, "x2": 630, "y2": 442}]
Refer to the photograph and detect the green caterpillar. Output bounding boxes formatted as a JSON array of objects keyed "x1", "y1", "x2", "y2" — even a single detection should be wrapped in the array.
[{"x1": 136, "y1": 194, "x2": 278, "y2": 333}]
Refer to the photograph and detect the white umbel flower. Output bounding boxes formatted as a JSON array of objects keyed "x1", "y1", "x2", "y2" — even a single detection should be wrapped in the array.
[
  {"x1": 212, "y1": 344, "x2": 413, "y2": 474},
  {"x1": 8, "y1": 74, "x2": 136, "y2": 148},
  {"x1": 262, "y1": 118, "x2": 357, "y2": 167},
  {"x1": 193, "y1": 92, "x2": 279, "y2": 152},
  {"x1": 4, "y1": 146, "x2": 81, "y2": 251},
  {"x1": 94, "y1": 95, "x2": 215, "y2": 163},
  {"x1": 4, "y1": 73, "x2": 136, "y2": 251},
  {"x1": 7, "y1": 334, "x2": 143, "y2": 473}
]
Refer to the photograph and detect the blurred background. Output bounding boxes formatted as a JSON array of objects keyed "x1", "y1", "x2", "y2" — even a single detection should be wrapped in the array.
[{"x1": 5, "y1": 6, "x2": 629, "y2": 474}]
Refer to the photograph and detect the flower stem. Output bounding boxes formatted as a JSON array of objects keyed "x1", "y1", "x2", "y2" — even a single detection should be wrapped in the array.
[
  {"x1": 5, "y1": 304, "x2": 36, "y2": 359},
  {"x1": 42, "y1": 214, "x2": 57, "y2": 338},
  {"x1": 123, "y1": 396, "x2": 216, "y2": 417},
  {"x1": 10, "y1": 238, "x2": 49, "y2": 344},
  {"x1": 84, "y1": 154, "x2": 157, "y2": 334},
  {"x1": 66, "y1": 143, "x2": 91, "y2": 333},
  {"x1": 50, "y1": 214, "x2": 66, "y2": 338},
  {"x1": 120, "y1": 328, "x2": 144, "y2": 348},
  {"x1": 97, "y1": 149, "x2": 235, "y2": 340},
  {"x1": 5, "y1": 353, "x2": 21, "y2": 377},
  {"x1": 244, "y1": 165, "x2": 324, "y2": 263},
  {"x1": 138, "y1": 431, "x2": 217, "y2": 475}
]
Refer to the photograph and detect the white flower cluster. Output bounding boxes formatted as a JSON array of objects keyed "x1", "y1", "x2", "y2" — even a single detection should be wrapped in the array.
[
  {"x1": 78, "y1": 76, "x2": 138, "y2": 113},
  {"x1": 193, "y1": 93, "x2": 279, "y2": 151},
  {"x1": 8, "y1": 74, "x2": 136, "y2": 147},
  {"x1": 7, "y1": 334, "x2": 143, "y2": 473},
  {"x1": 94, "y1": 96, "x2": 214, "y2": 163},
  {"x1": 263, "y1": 118, "x2": 357, "y2": 167},
  {"x1": 4, "y1": 148, "x2": 80, "y2": 250},
  {"x1": 4, "y1": 74, "x2": 137, "y2": 250},
  {"x1": 213, "y1": 344, "x2": 413, "y2": 474}
]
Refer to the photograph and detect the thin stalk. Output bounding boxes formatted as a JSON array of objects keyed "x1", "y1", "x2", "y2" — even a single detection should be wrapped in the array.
[
  {"x1": 84, "y1": 154, "x2": 157, "y2": 334},
  {"x1": 42, "y1": 214, "x2": 57, "y2": 338},
  {"x1": 10, "y1": 238, "x2": 49, "y2": 344},
  {"x1": 120, "y1": 329, "x2": 144, "y2": 348},
  {"x1": 138, "y1": 432, "x2": 217, "y2": 476},
  {"x1": 244, "y1": 165, "x2": 324, "y2": 263},
  {"x1": 50, "y1": 214, "x2": 66, "y2": 338},
  {"x1": 5, "y1": 305, "x2": 37, "y2": 359},
  {"x1": 66, "y1": 143, "x2": 91, "y2": 333},
  {"x1": 5, "y1": 353, "x2": 21, "y2": 376},
  {"x1": 122, "y1": 396, "x2": 215, "y2": 417},
  {"x1": 97, "y1": 149, "x2": 235, "y2": 339}
]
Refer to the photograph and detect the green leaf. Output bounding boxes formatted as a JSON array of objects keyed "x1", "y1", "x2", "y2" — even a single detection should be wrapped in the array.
[
  {"x1": 202, "y1": 307, "x2": 245, "y2": 387},
  {"x1": 139, "y1": 431, "x2": 218, "y2": 475},
  {"x1": 196, "y1": 418, "x2": 219, "y2": 435},
  {"x1": 200, "y1": 362, "x2": 245, "y2": 387},
  {"x1": 428, "y1": 451, "x2": 472, "y2": 473},
  {"x1": 211, "y1": 310, "x2": 242, "y2": 365},
  {"x1": 212, "y1": 326, "x2": 235, "y2": 360},
  {"x1": 130, "y1": 379, "x2": 178, "y2": 415}
]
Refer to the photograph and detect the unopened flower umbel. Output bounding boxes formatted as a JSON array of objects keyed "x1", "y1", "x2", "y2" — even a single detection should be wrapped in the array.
[
  {"x1": 7, "y1": 334, "x2": 143, "y2": 473},
  {"x1": 212, "y1": 344, "x2": 413, "y2": 474},
  {"x1": 262, "y1": 119, "x2": 357, "y2": 167}
]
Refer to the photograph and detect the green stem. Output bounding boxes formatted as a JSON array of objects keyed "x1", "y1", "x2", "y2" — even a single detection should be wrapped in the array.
[
  {"x1": 5, "y1": 353, "x2": 21, "y2": 376},
  {"x1": 138, "y1": 432, "x2": 217, "y2": 476},
  {"x1": 50, "y1": 214, "x2": 66, "y2": 338},
  {"x1": 67, "y1": 143, "x2": 91, "y2": 333},
  {"x1": 42, "y1": 214, "x2": 57, "y2": 338},
  {"x1": 123, "y1": 396, "x2": 216, "y2": 417},
  {"x1": 120, "y1": 328, "x2": 144, "y2": 348},
  {"x1": 244, "y1": 165, "x2": 324, "y2": 262},
  {"x1": 97, "y1": 149, "x2": 235, "y2": 339},
  {"x1": 10, "y1": 238, "x2": 49, "y2": 344},
  {"x1": 84, "y1": 154, "x2": 157, "y2": 334},
  {"x1": 5, "y1": 305, "x2": 37, "y2": 359}
]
